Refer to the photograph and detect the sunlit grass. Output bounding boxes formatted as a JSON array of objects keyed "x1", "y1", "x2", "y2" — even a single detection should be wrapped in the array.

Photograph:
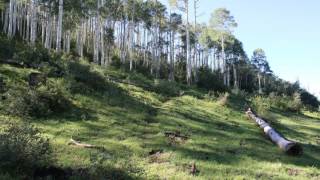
[{"x1": 1, "y1": 63, "x2": 319, "y2": 179}]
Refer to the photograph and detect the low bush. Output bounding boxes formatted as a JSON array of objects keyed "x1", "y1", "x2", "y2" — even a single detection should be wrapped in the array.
[
  {"x1": 289, "y1": 92, "x2": 303, "y2": 112},
  {"x1": 153, "y1": 79, "x2": 180, "y2": 97},
  {"x1": 1, "y1": 82, "x2": 72, "y2": 118},
  {"x1": 0, "y1": 34, "x2": 15, "y2": 60},
  {"x1": 197, "y1": 67, "x2": 226, "y2": 92},
  {"x1": 269, "y1": 93, "x2": 302, "y2": 112},
  {"x1": 231, "y1": 88, "x2": 248, "y2": 99},
  {"x1": 204, "y1": 91, "x2": 217, "y2": 101},
  {"x1": 217, "y1": 92, "x2": 230, "y2": 106},
  {"x1": 300, "y1": 90, "x2": 319, "y2": 110},
  {"x1": 110, "y1": 55, "x2": 121, "y2": 69},
  {"x1": 39, "y1": 61, "x2": 66, "y2": 78},
  {"x1": 67, "y1": 61, "x2": 109, "y2": 94},
  {"x1": 251, "y1": 93, "x2": 303, "y2": 115},
  {"x1": 0, "y1": 121, "x2": 52, "y2": 175},
  {"x1": 251, "y1": 96, "x2": 271, "y2": 116},
  {"x1": 13, "y1": 45, "x2": 51, "y2": 68}
]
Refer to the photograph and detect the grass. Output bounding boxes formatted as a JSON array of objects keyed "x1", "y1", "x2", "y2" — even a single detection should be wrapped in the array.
[{"x1": 0, "y1": 61, "x2": 320, "y2": 179}]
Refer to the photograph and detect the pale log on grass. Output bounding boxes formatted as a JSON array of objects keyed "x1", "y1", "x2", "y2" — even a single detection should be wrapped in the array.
[
  {"x1": 246, "y1": 108, "x2": 303, "y2": 156},
  {"x1": 68, "y1": 139, "x2": 97, "y2": 148}
]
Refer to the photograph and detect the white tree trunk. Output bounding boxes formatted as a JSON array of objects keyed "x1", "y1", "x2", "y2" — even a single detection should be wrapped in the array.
[
  {"x1": 169, "y1": 30, "x2": 175, "y2": 81},
  {"x1": 45, "y1": 11, "x2": 51, "y2": 49},
  {"x1": 258, "y1": 72, "x2": 262, "y2": 94},
  {"x1": 185, "y1": 0, "x2": 192, "y2": 85},
  {"x1": 3, "y1": 5, "x2": 9, "y2": 34},
  {"x1": 94, "y1": 16, "x2": 100, "y2": 64},
  {"x1": 66, "y1": 30, "x2": 70, "y2": 53},
  {"x1": 77, "y1": 18, "x2": 85, "y2": 57},
  {"x1": 233, "y1": 63, "x2": 238, "y2": 89},
  {"x1": 7, "y1": 0, "x2": 14, "y2": 37},
  {"x1": 100, "y1": 24, "x2": 105, "y2": 65},
  {"x1": 221, "y1": 35, "x2": 227, "y2": 86},
  {"x1": 30, "y1": 0, "x2": 37, "y2": 45},
  {"x1": 56, "y1": 0, "x2": 63, "y2": 52},
  {"x1": 246, "y1": 109, "x2": 302, "y2": 156}
]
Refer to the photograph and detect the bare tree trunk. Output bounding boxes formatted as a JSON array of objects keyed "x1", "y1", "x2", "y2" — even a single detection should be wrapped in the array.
[
  {"x1": 185, "y1": 0, "x2": 192, "y2": 85},
  {"x1": 193, "y1": 0, "x2": 199, "y2": 82},
  {"x1": 169, "y1": 30, "x2": 175, "y2": 81},
  {"x1": 66, "y1": 29, "x2": 70, "y2": 53},
  {"x1": 100, "y1": 24, "x2": 105, "y2": 66},
  {"x1": 41, "y1": 12, "x2": 46, "y2": 45},
  {"x1": 227, "y1": 64, "x2": 230, "y2": 87},
  {"x1": 129, "y1": 18, "x2": 134, "y2": 70},
  {"x1": 56, "y1": 0, "x2": 63, "y2": 52},
  {"x1": 30, "y1": 0, "x2": 37, "y2": 45},
  {"x1": 246, "y1": 109, "x2": 302, "y2": 156},
  {"x1": 258, "y1": 72, "x2": 262, "y2": 94},
  {"x1": 233, "y1": 63, "x2": 238, "y2": 89},
  {"x1": 3, "y1": 4, "x2": 9, "y2": 34},
  {"x1": 7, "y1": 0, "x2": 14, "y2": 37},
  {"x1": 94, "y1": 14, "x2": 100, "y2": 64}
]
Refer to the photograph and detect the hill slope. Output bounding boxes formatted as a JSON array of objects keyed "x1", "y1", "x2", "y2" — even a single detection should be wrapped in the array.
[{"x1": 0, "y1": 59, "x2": 320, "y2": 179}]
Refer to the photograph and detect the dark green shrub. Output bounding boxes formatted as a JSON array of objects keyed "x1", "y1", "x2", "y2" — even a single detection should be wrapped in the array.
[
  {"x1": 67, "y1": 61, "x2": 109, "y2": 94},
  {"x1": 0, "y1": 76, "x2": 6, "y2": 93},
  {"x1": 159, "y1": 60, "x2": 170, "y2": 80},
  {"x1": 0, "y1": 122, "x2": 52, "y2": 174},
  {"x1": 269, "y1": 93, "x2": 302, "y2": 113},
  {"x1": 174, "y1": 58, "x2": 187, "y2": 83},
  {"x1": 300, "y1": 90, "x2": 319, "y2": 110},
  {"x1": 13, "y1": 45, "x2": 51, "y2": 68},
  {"x1": 110, "y1": 55, "x2": 121, "y2": 69},
  {"x1": 39, "y1": 60, "x2": 66, "y2": 78},
  {"x1": 134, "y1": 60, "x2": 153, "y2": 78},
  {"x1": 153, "y1": 79, "x2": 180, "y2": 97},
  {"x1": 0, "y1": 34, "x2": 15, "y2": 60},
  {"x1": 197, "y1": 67, "x2": 226, "y2": 92},
  {"x1": 2, "y1": 83, "x2": 71, "y2": 118}
]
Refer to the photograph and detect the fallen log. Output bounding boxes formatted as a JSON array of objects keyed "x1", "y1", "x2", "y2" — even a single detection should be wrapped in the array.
[
  {"x1": 246, "y1": 108, "x2": 303, "y2": 156},
  {"x1": 68, "y1": 139, "x2": 97, "y2": 148}
]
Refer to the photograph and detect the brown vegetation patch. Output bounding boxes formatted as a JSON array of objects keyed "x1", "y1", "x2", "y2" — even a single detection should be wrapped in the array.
[
  {"x1": 149, "y1": 150, "x2": 172, "y2": 164},
  {"x1": 286, "y1": 168, "x2": 301, "y2": 176},
  {"x1": 165, "y1": 131, "x2": 189, "y2": 145}
]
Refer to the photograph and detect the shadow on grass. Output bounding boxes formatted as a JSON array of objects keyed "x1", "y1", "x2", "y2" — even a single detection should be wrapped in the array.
[
  {"x1": 45, "y1": 106, "x2": 99, "y2": 122},
  {"x1": 59, "y1": 61, "x2": 158, "y2": 121},
  {"x1": 226, "y1": 94, "x2": 250, "y2": 112},
  {"x1": 149, "y1": 101, "x2": 320, "y2": 169},
  {"x1": 32, "y1": 164, "x2": 138, "y2": 180}
]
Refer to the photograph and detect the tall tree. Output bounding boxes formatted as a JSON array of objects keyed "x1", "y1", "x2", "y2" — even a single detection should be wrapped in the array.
[
  {"x1": 210, "y1": 8, "x2": 237, "y2": 87},
  {"x1": 168, "y1": 0, "x2": 192, "y2": 84},
  {"x1": 251, "y1": 48, "x2": 271, "y2": 94},
  {"x1": 168, "y1": 12, "x2": 182, "y2": 81}
]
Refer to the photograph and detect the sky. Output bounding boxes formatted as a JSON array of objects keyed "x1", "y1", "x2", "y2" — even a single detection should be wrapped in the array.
[{"x1": 160, "y1": 0, "x2": 320, "y2": 99}]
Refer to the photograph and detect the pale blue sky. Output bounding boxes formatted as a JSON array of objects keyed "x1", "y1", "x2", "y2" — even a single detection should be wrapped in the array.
[{"x1": 160, "y1": 0, "x2": 320, "y2": 98}]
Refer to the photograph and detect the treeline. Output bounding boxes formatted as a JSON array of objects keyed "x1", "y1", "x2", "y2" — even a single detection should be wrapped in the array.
[{"x1": 0, "y1": 0, "x2": 318, "y2": 109}]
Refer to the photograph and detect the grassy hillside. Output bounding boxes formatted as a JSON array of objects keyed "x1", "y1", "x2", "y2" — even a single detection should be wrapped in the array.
[{"x1": 1, "y1": 58, "x2": 320, "y2": 179}]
